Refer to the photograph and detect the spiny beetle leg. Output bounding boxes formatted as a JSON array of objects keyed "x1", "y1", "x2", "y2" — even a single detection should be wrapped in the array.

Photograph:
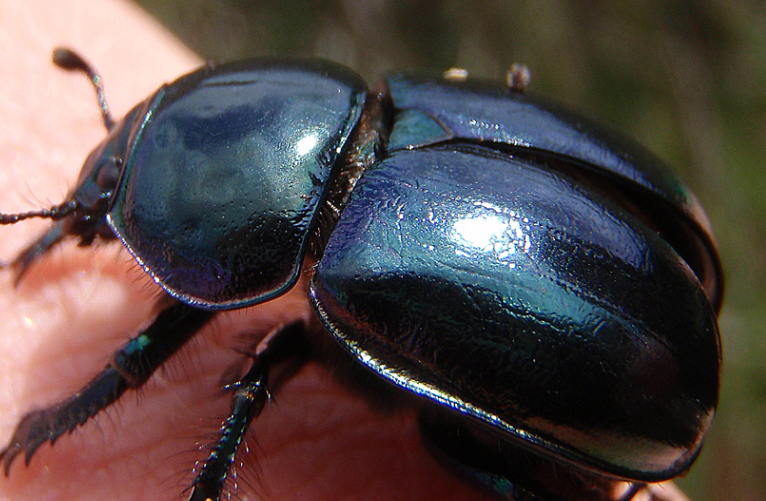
[
  {"x1": 188, "y1": 321, "x2": 311, "y2": 501},
  {"x1": 0, "y1": 301, "x2": 213, "y2": 474}
]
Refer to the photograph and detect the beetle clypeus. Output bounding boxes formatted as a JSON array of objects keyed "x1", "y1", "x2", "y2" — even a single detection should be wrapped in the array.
[{"x1": 0, "y1": 49, "x2": 722, "y2": 501}]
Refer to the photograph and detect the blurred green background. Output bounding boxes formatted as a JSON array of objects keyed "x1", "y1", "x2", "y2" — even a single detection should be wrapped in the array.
[{"x1": 132, "y1": 1, "x2": 765, "y2": 499}]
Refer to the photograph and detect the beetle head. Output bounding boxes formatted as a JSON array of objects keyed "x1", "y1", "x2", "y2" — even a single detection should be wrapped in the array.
[{"x1": 0, "y1": 49, "x2": 137, "y2": 281}]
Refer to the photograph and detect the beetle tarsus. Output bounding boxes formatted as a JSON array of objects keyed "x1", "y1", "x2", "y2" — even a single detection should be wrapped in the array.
[
  {"x1": 0, "y1": 301, "x2": 212, "y2": 475},
  {"x1": 0, "y1": 366, "x2": 129, "y2": 475},
  {"x1": 187, "y1": 361, "x2": 270, "y2": 501},
  {"x1": 188, "y1": 321, "x2": 310, "y2": 501}
]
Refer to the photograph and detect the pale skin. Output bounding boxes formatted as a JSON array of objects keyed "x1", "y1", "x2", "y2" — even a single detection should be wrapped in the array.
[{"x1": 0, "y1": 1, "x2": 691, "y2": 500}]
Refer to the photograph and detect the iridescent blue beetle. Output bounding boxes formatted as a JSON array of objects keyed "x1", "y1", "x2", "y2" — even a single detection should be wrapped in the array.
[{"x1": 0, "y1": 49, "x2": 722, "y2": 501}]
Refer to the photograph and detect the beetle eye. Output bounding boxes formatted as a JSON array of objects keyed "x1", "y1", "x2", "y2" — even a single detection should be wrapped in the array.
[{"x1": 96, "y1": 157, "x2": 121, "y2": 189}]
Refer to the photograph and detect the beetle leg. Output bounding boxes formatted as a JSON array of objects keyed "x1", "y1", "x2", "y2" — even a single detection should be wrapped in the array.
[
  {"x1": 0, "y1": 301, "x2": 213, "y2": 474},
  {"x1": 5, "y1": 220, "x2": 65, "y2": 283},
  {"x1": 188, "y1": 321, "x2": 310, "y2": 501},
  {"x1": 616, "y1": 483, "x2": 644, "y2": 501}
]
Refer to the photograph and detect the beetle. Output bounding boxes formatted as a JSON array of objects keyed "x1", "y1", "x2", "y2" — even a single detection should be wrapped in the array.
[{"x1": 0, "y1": 48, "x2": 722, "y2": 501}]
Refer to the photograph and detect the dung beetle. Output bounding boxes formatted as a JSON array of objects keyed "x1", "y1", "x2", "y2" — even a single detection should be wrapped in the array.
[{"x1": 0, "y1": 48, "x2": 722, "y2": 501}]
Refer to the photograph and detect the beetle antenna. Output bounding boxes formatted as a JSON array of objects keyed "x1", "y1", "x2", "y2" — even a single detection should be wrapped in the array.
[
  {"x1": 52, "y1": 48, "x2": 115, "y2": 131},
  {"x1": 0, "y1": 200, "x2": 78, "y2": 225}
]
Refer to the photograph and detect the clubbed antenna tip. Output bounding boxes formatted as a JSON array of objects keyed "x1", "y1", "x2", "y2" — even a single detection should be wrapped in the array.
[{"x1": 52, "y1": 47, "x2": 115, "y2": 131}]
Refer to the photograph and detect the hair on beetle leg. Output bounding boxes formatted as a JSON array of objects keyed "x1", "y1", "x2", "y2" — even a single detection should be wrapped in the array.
[
  {"x1": 179, "y1": 424, "x2": 265, "y2": 501},
  {"x1": 227, "y1": 434, "x2": 268, "y2": 501}
]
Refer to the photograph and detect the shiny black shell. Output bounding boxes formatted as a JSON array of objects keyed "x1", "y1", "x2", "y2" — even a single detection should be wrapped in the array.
[
  {"x1": 311, "y1": 73, "x2": 721, "y2": 482},
  {"x1": 311, "y1": 145, "x2": 718, "y2": 480},
  {"x1": 56, "y1": 60, "x2": 722, "y2": 491},
  {"x1": 108, "y1": 59, "x2": 367, "y2": 308}
]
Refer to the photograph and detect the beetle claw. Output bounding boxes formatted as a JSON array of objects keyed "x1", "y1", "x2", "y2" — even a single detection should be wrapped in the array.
[
  {"x1": 0, "y1": 303, "x2": 211, "y2": 477},
  {"x1": 0, "y1": 402, "x2": 82, "y2": 476}
]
